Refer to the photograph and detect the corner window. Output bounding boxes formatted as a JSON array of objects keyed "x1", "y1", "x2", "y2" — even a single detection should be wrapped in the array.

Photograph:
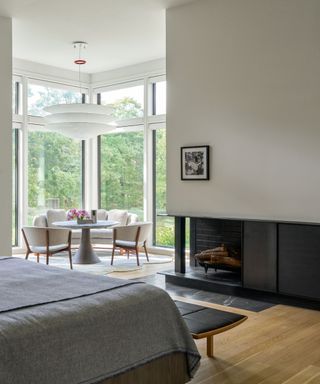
[
  {"x1": 27, "y1": 128, "x2": 84, "y2": 224},
  {"x1": 99, "y1": 131, "x2": 144, "y2": 220}
]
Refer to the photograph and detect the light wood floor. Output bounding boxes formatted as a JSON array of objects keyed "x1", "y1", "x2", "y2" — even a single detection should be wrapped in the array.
[
  {"x1": 114, "y1": 266, "x2": 320, "y2": 384},
  {"x1": 179, "y1": 298, "x2": 320, "y2": 384}
]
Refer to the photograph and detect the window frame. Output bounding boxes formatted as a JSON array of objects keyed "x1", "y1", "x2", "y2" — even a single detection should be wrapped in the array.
[
  {"x1": 13, "y1": 67, "x2": 170, "y2": 252},
  {"x1": 12, "y1": 127, "x2": 20, "y2": 247}
]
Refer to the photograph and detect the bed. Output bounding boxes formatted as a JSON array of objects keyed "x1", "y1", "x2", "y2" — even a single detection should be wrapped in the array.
[{"x1": 0, "y1": 256, "x2": 200, "y2": 384}]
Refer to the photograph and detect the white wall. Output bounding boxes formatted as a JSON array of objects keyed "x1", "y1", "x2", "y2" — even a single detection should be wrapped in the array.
[
  {"x1": 166, "y1": 0, "x2": 320, "y2": 222},
  {"x1": 0, "y1": 16, "x2": 12, "y2": 254}
]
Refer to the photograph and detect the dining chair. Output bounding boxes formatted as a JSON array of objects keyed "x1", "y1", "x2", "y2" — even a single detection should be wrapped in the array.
[
  {"x1": 111, "y1": 222, "x2": 152, "y2": 266},
  {"x1": 21, "y1": 226, "x2": 73, "y2": 269}
]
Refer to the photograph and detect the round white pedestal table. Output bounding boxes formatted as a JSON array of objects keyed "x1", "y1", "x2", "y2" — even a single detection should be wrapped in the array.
[{"x1": 52, "y1": 220, "x2": 118, "y2": 264}]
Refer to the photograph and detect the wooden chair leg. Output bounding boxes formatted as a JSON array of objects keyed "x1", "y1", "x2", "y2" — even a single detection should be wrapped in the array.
[
  {"x1": 46, "y1": 253, "x2": 49, "y2": 265},
  {"x1": 127, "y1": 250, "x2": 130, "y2": 259},
  {"x1": 207, "y1": 336, "x2": 214, "y2": 358},
  {"x1": 36, "y1": 253, "x2": 40, "y2": 263},
  {"x1": 25, "y1": 251, "x2": 30, "y2": 260},
  {"x1": 144, "y1": 243, "x2": 149, "y2": 262},
  {"x1": 135, "y1": 247, "x2": 140, "y2": 266},
  {"x1": 68, "y1": 249, "x2": 73, "y2": 270},
  {"x1": 111, "y1": 246, "x2": 115, "y2": 265}
]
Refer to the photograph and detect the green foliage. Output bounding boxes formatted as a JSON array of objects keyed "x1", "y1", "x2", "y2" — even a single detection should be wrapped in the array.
[
  {"x1": 111, "y1": 97, "x2": 143, "y2": 119},
  {"x1": 28, "y1": 85, "x2": 81, "y2": 116},
  {"x1": 156, "y1": 225, "x2": 174, "y2": 247},
  {"x1": 100, "y1": 131, "x2": 144, "y2": 219},
  {"x1": 155, "y1": 129, "x2": 167, "y2": 212},
  {"x1": 28, "y1": 131, "x2": 82, "y2": 220}
]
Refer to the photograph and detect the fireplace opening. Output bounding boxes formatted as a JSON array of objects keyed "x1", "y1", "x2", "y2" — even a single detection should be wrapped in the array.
[{"x1": 190, "y1": 218, "x2": 242, "y2": 286}]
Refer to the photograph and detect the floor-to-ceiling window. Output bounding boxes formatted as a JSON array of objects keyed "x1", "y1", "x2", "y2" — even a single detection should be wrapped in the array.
[
  {"x1": 100, "y1": 131, "x2": 144, "y2": 219},
  {"x1": 98, "y1": 82, "x2": 145, "y2": 219},
  {"x1": 13, "y1": 66, "x2": 169, "y2": 250},
  {"x1": 27, "y1": 129, "x2": 83, "y2": 224},
  {"x1": 27, "y1": 80, "x2": 85, "y2": 224},
  {"x1": 150, "y1": 78, "x2": 173, "y2": 247},
  {"x1": 153, "y1": 128, "x2": 174, "y2": 247},
  {"x1": 96, "y1": 76, "x2": 171, "y2": 248}
]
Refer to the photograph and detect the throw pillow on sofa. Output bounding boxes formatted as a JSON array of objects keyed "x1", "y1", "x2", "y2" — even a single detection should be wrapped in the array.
[
  {"x1": 47, "y1": 209, "x2": 67, "y2": 227},
  {"x1": 107, "y1": 209, "x2": 128, "y2": 226}
]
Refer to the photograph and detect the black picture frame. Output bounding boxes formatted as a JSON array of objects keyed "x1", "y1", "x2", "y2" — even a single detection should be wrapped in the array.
[{"x1": 181, "y1": 145, "x2": 210, "y2": 180}]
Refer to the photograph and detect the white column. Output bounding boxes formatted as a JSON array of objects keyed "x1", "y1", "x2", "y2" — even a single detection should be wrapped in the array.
[
  {"x1": 85, "y1": 137, "x2": 99, "y2": 210},
  {"x1": 0, "y1": 16, "x2": 12, "y2": 255}
]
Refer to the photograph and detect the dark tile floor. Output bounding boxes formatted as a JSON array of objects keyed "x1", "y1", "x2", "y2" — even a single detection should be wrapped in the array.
[{"x1": 133, "y1": 273, "x2": 275, "y2": 312}]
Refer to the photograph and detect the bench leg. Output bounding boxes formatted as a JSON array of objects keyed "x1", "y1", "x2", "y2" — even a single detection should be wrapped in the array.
[{"x1": 207, "y1": 336, "x2": 214, "y2": 357}]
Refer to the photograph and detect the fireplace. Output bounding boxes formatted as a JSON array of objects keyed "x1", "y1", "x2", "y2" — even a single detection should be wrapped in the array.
[
  {"x1": 189, "y1": 218, "x2": 242, "y2": 285},
  {"x1": 163, "y1": 216, "x2": 320, "y2": 307}
]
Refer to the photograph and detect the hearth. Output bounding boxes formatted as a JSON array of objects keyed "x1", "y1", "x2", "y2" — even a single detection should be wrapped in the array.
[
  {"x1": 190, "y1": 218, "x2": 242, "y2": 284},
  {"x1": 163, "y1": 216, "x2": 320, "y2": 308}
]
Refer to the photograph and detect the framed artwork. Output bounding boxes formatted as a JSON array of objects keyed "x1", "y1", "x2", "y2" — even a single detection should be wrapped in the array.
[{"x1": 181, "y1": 145, "x2": 210, "y2": 180}]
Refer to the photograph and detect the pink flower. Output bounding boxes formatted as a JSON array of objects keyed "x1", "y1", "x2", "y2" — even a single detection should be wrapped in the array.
[
  {"x1": 67, "y1": 208, "x2": 90, "y2": 220},
  {"x1": 77, "y1": 209, "x2": 90, "y2": 220},
  {"x1": 67, "y1": 208, "x2": 78, "y2": 221}
]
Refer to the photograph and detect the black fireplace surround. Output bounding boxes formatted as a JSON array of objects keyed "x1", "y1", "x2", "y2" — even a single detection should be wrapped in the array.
[{"x1": 168, "y1": 216, "x2": 320, "y2": 305}]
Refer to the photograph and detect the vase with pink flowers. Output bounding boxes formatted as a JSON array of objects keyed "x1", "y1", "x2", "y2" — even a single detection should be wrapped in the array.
[{"x1": 67, "y1": 208, "x2": 92, "y2": 224}]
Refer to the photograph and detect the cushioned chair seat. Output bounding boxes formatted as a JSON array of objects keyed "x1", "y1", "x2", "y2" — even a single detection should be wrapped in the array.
[
  {"x1": 22, "y1": 226, "x2": 73, "y2": 269},
  {"x1": 111, "y1": 222, "x2": 152, "y2": 266},
  {"x1": 115, "y1": 240, "x2": 145, "y2": 248},
  {"x1": 30, "y1": 244, "x2": 69, "y2": 253}
]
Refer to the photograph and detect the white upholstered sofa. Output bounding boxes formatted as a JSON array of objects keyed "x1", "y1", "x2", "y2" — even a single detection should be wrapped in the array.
[{"x1": 33, "y1": 209, "x2": 138, "y2": 246}]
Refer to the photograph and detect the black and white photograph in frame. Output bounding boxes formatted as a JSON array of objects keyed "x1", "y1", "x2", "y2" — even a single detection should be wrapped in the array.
[{"x1": 181, "y1": 145, "x2": 210, "y2": 180}]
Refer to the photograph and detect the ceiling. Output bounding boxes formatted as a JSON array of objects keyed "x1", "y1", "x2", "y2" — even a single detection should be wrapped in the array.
[{"x1": 0, "y1": 0, "x2": 195, "y2": 73}]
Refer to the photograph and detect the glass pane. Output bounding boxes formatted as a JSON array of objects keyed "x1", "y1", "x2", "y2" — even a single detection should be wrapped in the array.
[
  {"x1": 28, "y1": 83, "x2": 82, "y2": 117},
  {"x1": 28, "y1": 130, "x2": 83, "y2": 224},
  {"x1": 12, "y1": 130, "x2": 18, "y2": 246},
  {"x1": 100, "y1": 85, "x2": 144, "y2": 119},
  {"x1": 100, "y1": 131, "x2": 144, "y2": 219},
  {"x1": 154, "y1": 129, "x2": 174, "y2": 247},
  {"x1": 154, "y1": 81, "x2": 166, "y2": 115}
]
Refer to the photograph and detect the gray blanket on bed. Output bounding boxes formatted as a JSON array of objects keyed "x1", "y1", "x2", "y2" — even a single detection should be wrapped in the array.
[
  {"x1": 0, "y1": 257, "x2": 141, "y2": 313},
  {"x1": 0, "y1": 257, "x2": 200, "y2": 384}
]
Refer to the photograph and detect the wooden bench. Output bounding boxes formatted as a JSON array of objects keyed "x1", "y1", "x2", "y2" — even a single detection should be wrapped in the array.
[{"x1": 175, "y1": 301, "x2": 247, "y2": 358}]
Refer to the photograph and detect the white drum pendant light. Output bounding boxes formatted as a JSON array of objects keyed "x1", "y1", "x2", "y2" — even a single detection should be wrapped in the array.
[{"x1": 44, "y1": 42, "x2": 116, "y2": 140}]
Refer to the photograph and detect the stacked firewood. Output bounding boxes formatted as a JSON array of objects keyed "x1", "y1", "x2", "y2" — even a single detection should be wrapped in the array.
[{"x1": 194, "y1": 244, "x2": 241, "y2": 269}]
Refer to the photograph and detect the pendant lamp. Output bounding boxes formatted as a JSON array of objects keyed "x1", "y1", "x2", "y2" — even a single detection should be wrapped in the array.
[{"x1": 44, "y1": 42, "x2": 116, "y2": 140}]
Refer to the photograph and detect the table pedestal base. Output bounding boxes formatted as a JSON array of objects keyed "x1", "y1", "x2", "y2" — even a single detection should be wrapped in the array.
[{"x1": 73, "y1": 228, "x2": 101, "y2": 264}]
